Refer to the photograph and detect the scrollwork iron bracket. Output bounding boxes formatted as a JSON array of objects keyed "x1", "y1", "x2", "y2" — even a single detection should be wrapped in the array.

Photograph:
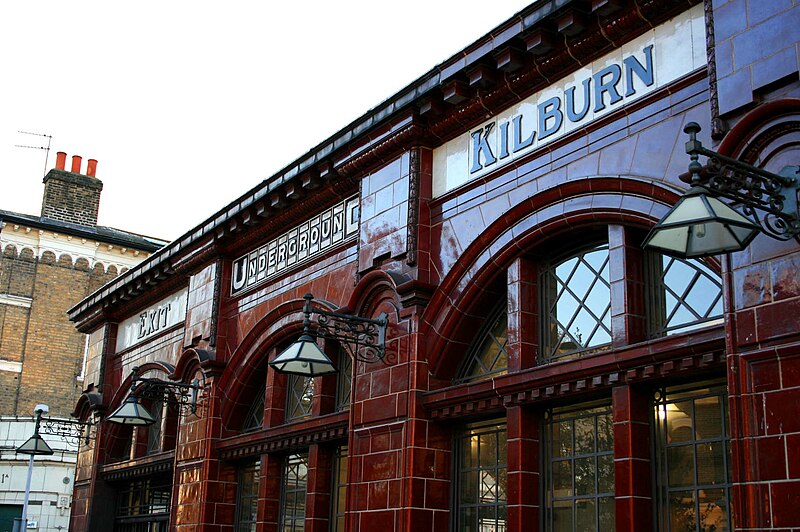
[
  {"x1": 684, "y1": 122, "x2": 800, "y2": 240},
  {"x1": 302, "y1": 293, "x2": 388, "y2": 364},
  {"x1": 130, "y1": 367, "x2": 203, "y2": 417},
  {"x1": 39, "y1": 416, "x2": 95, "y2": 445}
]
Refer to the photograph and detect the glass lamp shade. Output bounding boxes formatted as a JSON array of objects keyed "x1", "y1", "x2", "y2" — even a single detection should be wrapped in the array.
[
  {"x1": 269, "y1": 334, "x2": 337, "y2": 377},
  {"x1": 106, "y1": 395, "x2": 156, "y2": 425},
  {"x1": 16, "y1": 434, "x2": 54, "y2": 456},
  {"x1": 643, "y1": 186, "x2": 760, "y2": 258}
]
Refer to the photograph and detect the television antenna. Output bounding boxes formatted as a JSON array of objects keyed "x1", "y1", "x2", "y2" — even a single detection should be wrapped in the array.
[{"x1": 15, "y1": 130, "x2": 53, "y2": 177}]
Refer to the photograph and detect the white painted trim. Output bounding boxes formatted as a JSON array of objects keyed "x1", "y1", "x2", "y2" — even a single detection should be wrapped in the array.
[
  {"x1": 0, "y1": 293, "x2": 32, "y2": 308},
  {"x1": 0, "y1": 360, "x2": 23, "y2": 373}
]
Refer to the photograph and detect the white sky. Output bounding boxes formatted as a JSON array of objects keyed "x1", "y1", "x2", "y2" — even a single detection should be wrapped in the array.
[{"x1": 1, "y1": 1, "x2": 532, "y2": 241}]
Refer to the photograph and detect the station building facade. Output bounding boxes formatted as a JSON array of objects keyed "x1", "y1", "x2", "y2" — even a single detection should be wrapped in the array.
[{"x1": 67, "y1": 0, "x2": 800, "y2": 530}]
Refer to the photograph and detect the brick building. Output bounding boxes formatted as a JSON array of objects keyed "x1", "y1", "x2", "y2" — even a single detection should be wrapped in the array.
[
  {"x1": 0, "y1": 153, "x2": 165, "y2": 530},
  {"x1": 67, "y1": 0, "x2": 800, "y2": 530}
]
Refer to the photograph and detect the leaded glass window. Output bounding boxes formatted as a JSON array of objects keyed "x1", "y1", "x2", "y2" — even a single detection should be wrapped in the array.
[
  {"x1": 454, "y1": 420, "x2": 507, "y2": 532},
  {"x1": 286, "y1": 375, "x2": 313, "y2": 421},
  {"x1": 280, "y1": 453, "x2": 309, "y2": 531},
  {"x1": 330, "y1": 446, "x2": 348, "y2": 532},
  {"x1": 647, "y1": 254, "x2": 724, "y2": 337},
  {"x1": 243, "y1": 385, "x2": 265, "y2": 432},
  {"x1": 545, "y1": 404, "x2": 614, "y2": 531},
  {"x1": 235, "y1": 460, "x2": 260, "y2": 532},
  {"x1": 454, "y1": 303, "x2": 508, "y2": 384},
  {"x1": 654, "y1": 384, "x2": 731, "y2": 531},
  {"x1": 543, "y1": 245, "x2": 611, "y2": 360},
  {"x1": 146, "y1": 399, "x2": 164, "y2": 455},
  {"x1": 336, "y1": 348, "x2": 352, "y2": 411}
]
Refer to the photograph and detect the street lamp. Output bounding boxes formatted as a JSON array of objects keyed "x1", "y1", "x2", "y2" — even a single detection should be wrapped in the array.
[
  {"x1": 644, "y1": 122, "x2": 799, "y2": 258},
  {"x1": 16, "y1": 405, "x2": 55, "y2": 531},
  {"x1": 269, "y1": 293, "x2": 389, "y2": 377},
  {"x1": 106, "y1": 366, "x2": 203, "y2": 425}
]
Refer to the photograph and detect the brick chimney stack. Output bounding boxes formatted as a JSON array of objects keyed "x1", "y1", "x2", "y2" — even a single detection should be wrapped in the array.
[{"x1": 41, "y1": 152, "x2": 103, "y2": 227}]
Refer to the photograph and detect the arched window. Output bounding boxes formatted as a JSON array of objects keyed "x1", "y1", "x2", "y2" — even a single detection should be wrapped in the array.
[
  {"x1": 242, "y1": 384, "x2": 265, "y2": 432},
  {"x1": 647, "y1": 254, "x2": 723, "y2": 336},
  {"x1": 542, "y1": 244, "x2": 612, "y2": 361},
  {"x1": 286, "y1": 375, "x2": 314, "y2": 421},
  {"x1": 146, "y1": 399, "x2": 164, "y2": 455},
  {"x1": 454, "y1": 302, "x2": 508, "y2": 384},
  {"x1": 336, "y1": 347, "x2": 352, "y2": 411}
]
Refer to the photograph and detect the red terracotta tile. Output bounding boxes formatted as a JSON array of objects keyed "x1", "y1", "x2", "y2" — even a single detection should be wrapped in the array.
[
  {"x1": 771, "y1": 481, "x2": 800, "y2": 527},
  {"x1": 755, "y1": 435, "x2": 788, "y2": 481},
  {"x1": 756, "y1": 298, "x2": 800, "y2": 342},
  {"x1": 426, "y1": 478, "x2": 450, "y2": 509},
  {"x1": 749, "y1": 358, "x2": 781, "y2": 392},
  {"x1": 779, "y1": 353, "x2": 800, "y2": 388},
  {"x1": 764, "y1": 387, "x2": 800, "y2": 434}
]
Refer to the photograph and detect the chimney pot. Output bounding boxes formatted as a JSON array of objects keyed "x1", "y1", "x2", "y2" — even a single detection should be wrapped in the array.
[
  {"x1": 71, "y1": 155, "x2": 82, "y2": 174},
  {"x1": 86, "y1": 159, "x2": 98, "y2": 177},
  {"x1": 55, "y1": 152, "x2": 67, "y2": 170}
]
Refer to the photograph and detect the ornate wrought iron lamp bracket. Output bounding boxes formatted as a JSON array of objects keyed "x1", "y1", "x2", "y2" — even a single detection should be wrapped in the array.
[
  {"x1": 129, "y1": 366, "x2": 203, "y2": 416},
  {"x1": 302, "y1": 293, "x2": 389, "y2": 364},
  {"x1": 39, "y1": 416, "x2": 96, "y2": 445},
  {"x1": 684, "y1": 122, "x2": 800, "y2": 240}
]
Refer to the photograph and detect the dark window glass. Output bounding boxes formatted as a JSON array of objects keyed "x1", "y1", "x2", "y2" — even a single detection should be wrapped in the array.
[
  {"x1": 336, "y1": 348, "x2": 352, "y2": 411},
  {"x1": 286, "y1": 375, "x2": 313, "y2": 421},
  {"x1": 280, "y1": 453, "x2": 309, "y2": 531},
  {"x1": 454, "y1": 420, "x2": 507, "y2": 532},
  {"x1": 115, "y1": 477, "x2": 171, "y2": 531},
  {"x1": 146, "y1": 400, "x2": 164, "y2": 455},
  {"x1": 235, "y1": 460, "x2": 260, "y2": 532},
  {"x1": 647, "y1": 254, "x2": 724, "y2": 337},
  {"x1": 545, "y1": 404, "x2": 614, "y2": 531},
  {"x1": 455, "y1": 303, "x2": 508, "y2": 384},
  {"x1": 542, "y1": 245, "x2": 611, "y2": 360},
  {"x1": 330, "y1": 446, "x2": 348, "y2": 532},
  {"x1": 243, "y1": 385, "x2": 265, "y2": 432},
  {"x1": 654, "y1": 383, "x2": 731, "y2": 531}
]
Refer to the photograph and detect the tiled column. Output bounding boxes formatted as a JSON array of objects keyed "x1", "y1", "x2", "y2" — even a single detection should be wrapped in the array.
[
  {"x1": 258, "y1": 453, "x2": 282, "y2": 532},
  {"x1": 506, "y1": 405, "x2": 541, "y2": 532},
  {"x1": 608, "y1": 225, "x2": 647, "y2": 347},
  {"x1": 306, "y1": 444, "x2": 335, "y2": 532},
  {"x1": 507, "y1": 256, "x2": 538, "y2": 370},
  {"x1": 612, "y1": 385, "x2": 653, "y2": 531}
]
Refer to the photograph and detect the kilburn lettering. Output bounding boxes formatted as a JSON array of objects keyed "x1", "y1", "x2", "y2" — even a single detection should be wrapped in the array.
[{"x1": 469, "y1": 45, "x2": 654, "y2": 174}]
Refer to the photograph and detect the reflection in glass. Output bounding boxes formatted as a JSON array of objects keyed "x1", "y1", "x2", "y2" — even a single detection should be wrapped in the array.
[
  {"x1": 336, "y1": 347, "x2": 352, "y2": 411},
  {"x1": 235, "y1": 460, "x2": 260, "y2": 532},
  {"x1": 546, "y1": 405, "x2": 614, "y2": 531},
  {"x1": 331, "y1": 447, "x2": 348, "y2": 532},
  {"x1": 456, "y1": 421, "x2": 507, "y2": 532},
  {"x1": 286, "y1": 375, "x2": 314, "y2": 421},
  {"x1": 655, "y1": 384, "x2": 731, "y2": 531},
  {"x1": 456, "y1": 304, "x2": 509, "y2": 383},
  {"x1": 280, "y1": 453, "x2": 309, "y2": 532},
  {"x1": 544, "y1": 245, "x2": 612, "y2": 360},
  {"x1": 647, "y1": 254, "x2": 723, "y2": 337}
]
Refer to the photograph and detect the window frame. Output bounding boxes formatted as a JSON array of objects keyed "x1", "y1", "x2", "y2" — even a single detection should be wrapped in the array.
[
  {"x1": 543, "y1": 402, "x2": 615, "y2": 532},
  {"x1": 285, "y1": 374, "x2": 314, "y2": 422},
  {"x1": 452, "y1": 419, "x2": 508, "y2": 532},
  {"x1": 279, "y1": 452, "x2": 309, "y2": 532},
  {"x1": 652, "y1": 381, "x2": 732, "y2": 532},
  {"x1": 540, "y1": 242, "x2": 612, "y2": 362},
  {"x1": 453, "y1": 301, "x2": 509, "y2": 384},
  {"x1": 234, "y1": 459, "x2": 260, "y2": 532}
]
